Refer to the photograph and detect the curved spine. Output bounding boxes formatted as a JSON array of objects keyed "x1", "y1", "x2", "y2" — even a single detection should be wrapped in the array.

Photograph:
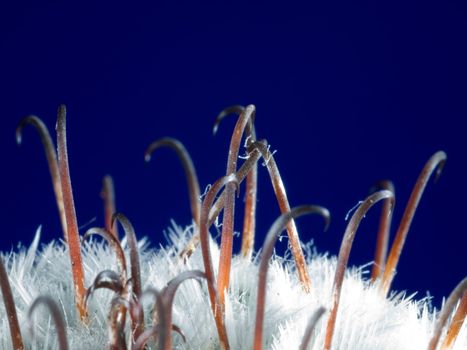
[
  {"x1": 217, "y1": 105, "x2": 256, "y2": 307},
  {"x1": 16, "y1": 115, "x2": 67, "y2": 240},
  {"x1": 0, "y1": 257, "x2": 24, "y2": 350},
  {"x1": 324, "y1": 190, "x2": 395, "y2": 350},
  {"x1": 199, "y1": 174, "x2": 238, "y2": 350},
  {"x1": 101, "y1": 175, "x2": 119, "y2": 238},
  {"x1": 145, "y1": 137, "x2": 201, "y2": 230},
  {"x1": 380, "y1": 151, "x2": 446, "y2": 296},
  {"x1": 299, "y1": 307, "x2": 326, "y2": 350},
  {"x1": 370, "y1": 180, "x2": 395, "y2": 282},
  {"x1": 83, "y1": 227, "x2": 127, "y2": 283},
  {"x1": 253, "y1": 205, "x2": 330, "y2": 350},
  {"x1": 250, "y1": 140, "x2": 313, "y2": 292},
  {"x1": 28, "y1": 296, "x2": 69, "y2": 350},
  {"x1": 428, "y1": 277, "x2": 467, "y2": 350},
  {"x1": 112, "y1": 213, "x2": 144, "y2": 342},
  {"x1": 56, "y1": 105, "x2": 87, "y2": 320}
]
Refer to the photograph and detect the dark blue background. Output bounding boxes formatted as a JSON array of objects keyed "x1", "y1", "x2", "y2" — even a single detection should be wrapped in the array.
[{"x1": 1, "y1": 2, "x2": 465, "y2": 307}]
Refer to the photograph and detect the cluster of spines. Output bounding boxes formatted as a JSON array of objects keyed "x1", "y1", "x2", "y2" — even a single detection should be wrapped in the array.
[{"x1": 0, "y1": 104, "x2": 465, "y2": 349}]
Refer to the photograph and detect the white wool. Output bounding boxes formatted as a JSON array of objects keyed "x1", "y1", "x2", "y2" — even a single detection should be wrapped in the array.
[{"x1": 1, "y1": 224, "x2": 466, "y2": 350}]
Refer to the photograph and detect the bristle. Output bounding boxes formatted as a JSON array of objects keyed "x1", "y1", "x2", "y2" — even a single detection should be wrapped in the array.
[{"x1": 2, "y1": 222, "x2": 466, "y2": 349}]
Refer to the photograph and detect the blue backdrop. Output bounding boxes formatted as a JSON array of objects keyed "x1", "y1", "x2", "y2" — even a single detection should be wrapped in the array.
[{"x1": 1, "y1": 1, "x2": 465, "y2": 307}]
